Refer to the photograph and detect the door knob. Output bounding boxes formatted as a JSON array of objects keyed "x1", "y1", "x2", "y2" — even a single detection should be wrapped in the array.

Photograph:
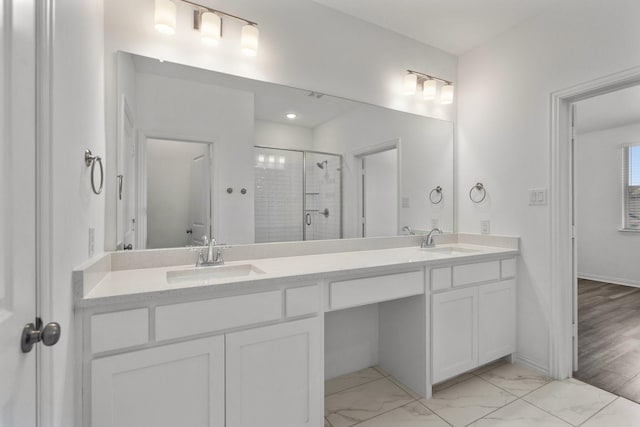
[{"x1": 21, "y1": 320, "x2": 61, "y2": 353}]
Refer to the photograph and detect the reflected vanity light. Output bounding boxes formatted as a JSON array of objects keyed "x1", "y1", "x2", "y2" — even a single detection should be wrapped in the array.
[
  {"x1": 268, "y1": 156, "x2": 275, "y2": 163},
  {"x1": 257, "y1": 154, "x2": 265, "y2": 162},
  {"x1": 404, "y1": 70, "x2": 454, "y2": 104},
  {"x1": 155, "y1": 0, "x2": 259, "y2": 56},
  {"x1": 285, "y1": 113, "x2": 297, "y2": 119},
  {"x1": 279, "y1": 156, "x2": 286, "y2": 164}
]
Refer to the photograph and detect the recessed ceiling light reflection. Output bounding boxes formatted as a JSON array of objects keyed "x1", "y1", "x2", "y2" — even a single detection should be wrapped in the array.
[{"x1": 286, "y1": 113, "x2": 297, "y2": 119}]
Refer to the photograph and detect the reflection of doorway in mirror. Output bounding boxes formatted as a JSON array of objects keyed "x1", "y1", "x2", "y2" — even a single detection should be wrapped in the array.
[
  {"x1": 359, "y1": 148, "x2": 398, "y2": 238},
  {"x1": 146, "y1": 139, "x2": 212, "y2": 249}
]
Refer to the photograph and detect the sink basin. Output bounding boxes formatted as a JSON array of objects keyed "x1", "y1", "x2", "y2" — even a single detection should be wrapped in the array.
[
  {"x1": 420, "y1": 246, "x2": 482, "y2": 256},
  {"x1": 167, "y1": 264, "x2": 266, "y2": 284}
]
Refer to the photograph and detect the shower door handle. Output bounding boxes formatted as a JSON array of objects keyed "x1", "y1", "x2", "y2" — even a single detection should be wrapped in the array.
[{"x1": 306, "y1": 213, "x2": 311, "y2": 226}]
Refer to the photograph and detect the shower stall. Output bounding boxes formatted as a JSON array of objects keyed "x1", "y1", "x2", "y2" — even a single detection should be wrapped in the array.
[{"x1": 254, "y1": 147, "x2": 342, "y2": 243}]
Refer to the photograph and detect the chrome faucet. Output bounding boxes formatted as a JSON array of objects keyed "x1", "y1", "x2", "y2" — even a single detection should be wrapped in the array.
[
  {"x1": 421, "y1": 228, "x2": 442, "y2": 248},
  {"x1": 196, "y1": 235, "x2": 225, "y2": 267},
  {"x1": 402, "y1": 225, "x2": 416, "y2": 235}
]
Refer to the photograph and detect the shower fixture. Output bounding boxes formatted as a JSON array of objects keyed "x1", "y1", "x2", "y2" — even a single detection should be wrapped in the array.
[{"x1": 316, "y1": 160, "x2": 328, "y2": 169}]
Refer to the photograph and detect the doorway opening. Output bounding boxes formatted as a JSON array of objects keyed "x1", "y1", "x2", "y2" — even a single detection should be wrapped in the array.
[
  {"x1": 355, "y1": 141, "x2": 400, "y2": 238},
  {"x1": 570, "y1": 86, "x2": 640, "y2": 401},
  {"x1": 549, "y1": 66, "x2": 640, "y2": 386}
]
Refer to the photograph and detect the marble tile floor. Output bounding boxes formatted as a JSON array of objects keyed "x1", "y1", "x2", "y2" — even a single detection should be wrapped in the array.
[{"x1": 324, "y1": 361, "x2": 640, "y2": 426}]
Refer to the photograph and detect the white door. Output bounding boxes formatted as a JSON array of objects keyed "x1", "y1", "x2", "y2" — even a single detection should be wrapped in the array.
[
  {"x1": 432, "y1": 287, "x2": 479, "y2": 383},
  {"x1": 226, "y1": 318, "x2": 323, "y2": 427},
  {"x1": 0, "y1": 0, "x2": 38, "y2": 423},
  {"x1": 189, "y1": 145, "x2": 211, "y2": 245},
  {"x1": 92, "y1": 336, "x2": 225, "y2": 427},
  {"x1": 362, "y1": 149, "x2": 398, "y2": 237},
  {"x1": 478, "y1": 280, "x2": 516, "y2": 365}
]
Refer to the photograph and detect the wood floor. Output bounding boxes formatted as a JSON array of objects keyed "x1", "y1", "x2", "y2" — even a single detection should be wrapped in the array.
[{"x1": 574, "y1": 278, "x2": 640, "y2": 403}]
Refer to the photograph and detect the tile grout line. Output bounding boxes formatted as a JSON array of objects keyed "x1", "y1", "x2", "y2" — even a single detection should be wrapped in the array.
[{"x1": 576, "y1": 396, "x2": 620, "y2": 426}]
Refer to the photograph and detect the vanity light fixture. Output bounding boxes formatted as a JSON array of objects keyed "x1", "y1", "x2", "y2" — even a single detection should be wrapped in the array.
[
  {"x1": 155, "y1": 0, "x2": 259, "y2": 56},
  {"x1": 257, "y1": 154, "x2": 265, "y2": 163},
  {"x1": 403, "y1": 73, "x2": 418, "y2": 95},
  {"x1": 440, "y1": 83, "x2": 455, "y2": 105},
  {"x1": 154, "y1": 0, "x2": 177, "y2": 35},
  {"x1": 285, "y1": 113, "x2": 297, "y2": 119},
  {"x1": 405, "y1": 70, "x2": 454, "y2": 104}
]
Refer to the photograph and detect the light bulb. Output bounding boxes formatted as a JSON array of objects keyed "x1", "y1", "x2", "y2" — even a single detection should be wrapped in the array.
[
  {"x1": 403, "y1": 73, "x2": 418, "y2": 95},
  {"x1": 241, "y1": 24, "x2": 259, "y2": 56},
  {"x1": 279, "y1": 156, "x2": 286, "y2": 164},
  {"x1": 154, "y1": 0, "x2": 177, "y2": 35},
  {"x1": 423, "y1": 79, "x2": 437, "y2": 100},
  {"x1": 257, "y1": 154, "x2": 265, "y2": 163},
  {"x1": 200, "y1": 12, "x2": 221, "y2": 45},
  {"x1": 440, "y1": 83, "x2": 454, "y2": 104},
  {"x1": 268, "y1": 155, "x2": 275, "y2": 163}
]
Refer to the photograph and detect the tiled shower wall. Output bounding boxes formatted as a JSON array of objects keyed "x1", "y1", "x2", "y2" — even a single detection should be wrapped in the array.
[{"x1": 254, "y1": 148, "x2": 304, "y2": 243}]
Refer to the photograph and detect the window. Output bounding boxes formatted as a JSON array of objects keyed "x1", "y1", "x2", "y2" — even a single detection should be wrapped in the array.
[{"x1": 624, "y1": 144, "x2": 640, "y2": 230}]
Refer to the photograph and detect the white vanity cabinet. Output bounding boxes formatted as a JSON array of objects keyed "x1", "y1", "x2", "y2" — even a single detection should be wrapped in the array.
[
  {"x1": 431, "y1": 258, "x2": 516, "y2": 384},
  {"x1": 83, "y1": 284, "x2": 324, "y2": 427}
]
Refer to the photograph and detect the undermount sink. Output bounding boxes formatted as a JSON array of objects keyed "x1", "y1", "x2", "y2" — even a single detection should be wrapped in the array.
[
  {"x1": 167, "y1": 264, "x2": 266, "y2": 284},
  {"x1": 420, "y1": 246, "x2": 482, "y2": 255}
]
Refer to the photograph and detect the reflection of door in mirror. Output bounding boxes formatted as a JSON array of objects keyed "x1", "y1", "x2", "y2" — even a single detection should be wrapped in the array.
[
  {"x1": 146, "y1": 139, "x2": 212, "y2": 249},
  {"x1": 116, "y1": 96, "x2": 137, "y2": 250},
  {"x1": 360, "y1": 148, "x2": 398, "y2": 237}
]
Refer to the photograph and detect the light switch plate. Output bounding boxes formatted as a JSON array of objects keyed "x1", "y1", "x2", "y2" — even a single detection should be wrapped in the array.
[
  {"x1": 529, "y1": 188, "x2": 547, "y2": 206},
  {"x1": 402, "y1": 197, "x2": 410, "y2": 208},
  {"x1": 481, "y1": 220, "x2": 490, "y2": 235}
]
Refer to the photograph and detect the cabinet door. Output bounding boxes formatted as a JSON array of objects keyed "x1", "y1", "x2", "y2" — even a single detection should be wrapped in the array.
[
  {"x1": 92, "y1": 336, "x2": 224, "y2": 427},
  {"x1": 479, "y1": 280, "x2": 516, "y2": 365},
  {"x1": 432, "y1": 287, "x2": 478, "y2": 383},
  {"x1": 226, "y1": 317, "x2": 323, "y2": 427}
]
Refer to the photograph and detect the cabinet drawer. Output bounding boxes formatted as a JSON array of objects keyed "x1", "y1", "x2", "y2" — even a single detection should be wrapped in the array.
[
  {"x1": 453, "y1": 261, "x2": 500, "y2": 287},
  {"x1": 91, "y1": 308, "x2": 149, "y2": 353},
  {"x1": 156, "y1": 291, "x2": 282, "y2": 341},
  {"x1": 330, "y1": 270, "x2": 424, "y2": 310},
  {"x1": 501, "y1": 258, "x2": 517, "y2": 279},
  {"x1": 285, "y1": 285, "x2": 320, "y2": 318},
  {"x1": 431, "y1": 267, "x2": 452, "y2": 291}
]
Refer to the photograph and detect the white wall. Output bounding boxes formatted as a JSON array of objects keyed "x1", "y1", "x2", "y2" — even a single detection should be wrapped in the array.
[
  {"x1": 135, "y1": 72, "x2": 255, "y2": 244},
  {"x1": 314, "y1": 105, "x2": 454, "y2": 238},
  {"x1": 255, "y1": 120, "x2": 314, "y2": 151},
  {"x1": 51, "y1": 0, "x2": 105, "y2": 425},
  {"x1": 576, "y1": 122, "x2": 640, "y2": 287},
  {"x1": 457, "y1": 0, "x2": 640, "y2": 372}
]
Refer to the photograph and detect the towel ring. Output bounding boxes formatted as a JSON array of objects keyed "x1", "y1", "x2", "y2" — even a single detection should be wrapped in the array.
[
  {"x1": 85, "y1": 149, "x2": 104, "y2": 195},
  {"x1": 469, "y1": 182, "x2": 486, "y2": 203},
  {"x1": 429, "y1": 186, "x2": 443, "y2": 204}
]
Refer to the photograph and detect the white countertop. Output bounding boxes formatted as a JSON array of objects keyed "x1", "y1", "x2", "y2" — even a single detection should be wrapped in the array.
[{"x1": 78, "y1": 243, "x2": 518, "y2": 307}]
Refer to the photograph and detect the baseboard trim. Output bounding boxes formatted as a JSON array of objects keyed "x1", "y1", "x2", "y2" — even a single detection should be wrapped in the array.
[
  {"x1": 515, "y1": 354, "x2": 551, "y2": 378},
  {"x1": 578, "y1": 273, "x2": 640, "y2": 289}
]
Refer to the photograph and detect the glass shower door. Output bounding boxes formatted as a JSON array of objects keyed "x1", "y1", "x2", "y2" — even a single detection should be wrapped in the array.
[{"x1": 305, "y1": 152, "x2": 342, "y2": 240}]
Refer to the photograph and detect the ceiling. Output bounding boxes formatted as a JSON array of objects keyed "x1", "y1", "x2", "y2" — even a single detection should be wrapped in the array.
[
  {"x1": 575, "y1": 85, "x2": 640, "y2": 135},
  {"x1": 312, "y1": 0, "x2": 562, "y2": 55},
  {"x1": 132, "y1": 54, "x2": 359, "y2": 128}
]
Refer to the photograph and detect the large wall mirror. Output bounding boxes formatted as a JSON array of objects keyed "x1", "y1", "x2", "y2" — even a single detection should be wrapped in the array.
[{"x1": 113, "y1": 51, "x2": 454, "y2": 249}]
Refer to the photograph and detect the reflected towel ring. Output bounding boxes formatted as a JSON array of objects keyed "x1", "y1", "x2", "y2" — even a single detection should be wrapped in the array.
[
  {"x1": 429, "y1": 186, "x2": 443, "y2": 204},
  {"x1": 84, "y1": 149, "x2": 104, "y2": 195},
  {"x1": 469, "y1": 182, "x2": 486, "y2": 203}
]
